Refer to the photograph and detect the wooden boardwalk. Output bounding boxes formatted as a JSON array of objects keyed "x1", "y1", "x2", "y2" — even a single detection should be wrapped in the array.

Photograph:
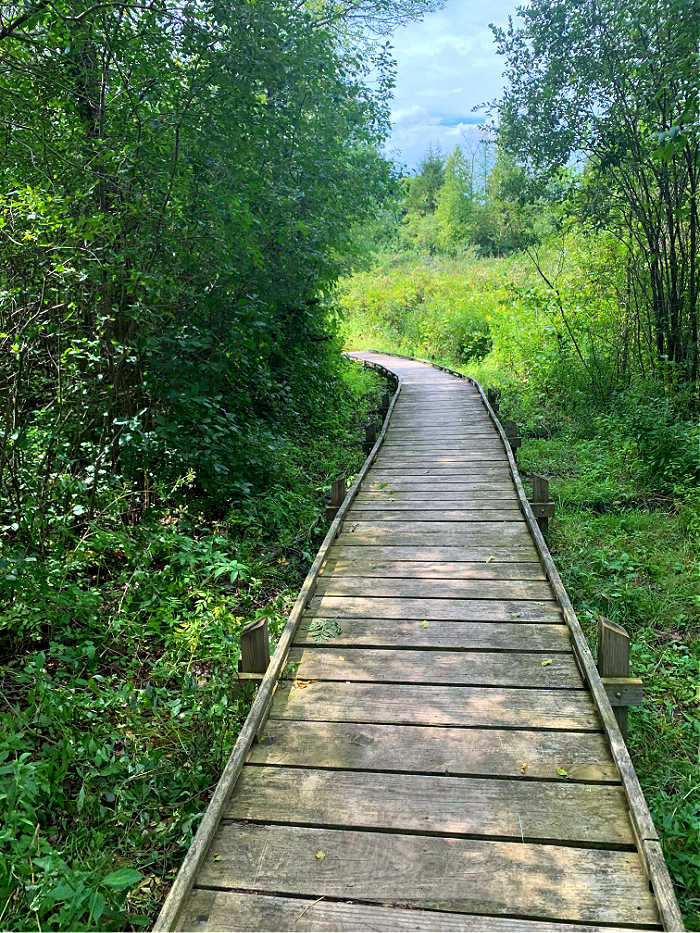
[{"x1": 156, "y1": 352, "x2": 682, "y2": 932}]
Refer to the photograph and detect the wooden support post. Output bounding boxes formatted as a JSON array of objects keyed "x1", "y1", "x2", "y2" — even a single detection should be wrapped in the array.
[
  {"x1": 598, "y1": 617, "x2": 643, "y2": 737},
  {"x1": 528, "y1": 473, "x2": 556, "y2": 533},
  {"x1": 380, "y1": 390, "x2": 391, "y2": 417},
  {"x1": 363, "y1": 421, "x2": 377, "y2": 453},
  {"x1": 325, "y1": 476, "x2": 346, "y2": 521},
  {"x1": 238, "y1": 618, "x2": 270, "y2": 679},
  {"x1": 487, "y1": 388, "x2": 500, "y2": 413},
  {"x1": 503, "y1": 419, "x2": 521, "y2": 457}
]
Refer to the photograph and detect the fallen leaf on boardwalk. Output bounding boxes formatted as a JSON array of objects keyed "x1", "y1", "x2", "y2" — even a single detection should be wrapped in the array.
[
  {"x1": 421, "y1": 621, "x2": 429, "y2": 628},
  {"x1": 294, "y1": 679, "x2": 313, "y2": 689},
  {"x1": 213, "y1": 854, "x2": 221, "y2": 862},
  {"x1": 315, "y1": 851, "x2": 325, "y2": 860},
  {"x1": 541, "y1": 659, "x2": 553, "y2": 667},
  {"x1": 486, "y1": 555, "x2": 495, "y2": 563},
  {"x1": 557, "y1": 767, "x2": 568, "y2": 777},
  {"x1": 520, "y1": 762, "x2": 527, "y2": 774}
]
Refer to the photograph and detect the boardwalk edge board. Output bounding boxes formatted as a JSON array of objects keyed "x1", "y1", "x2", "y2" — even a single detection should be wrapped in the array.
[
  {"x1": 364, "y1": 350, "x2": 683, "y2": 932},
  {"x1": 152, "y1": 359, "x2": 402, "y2": 932}
]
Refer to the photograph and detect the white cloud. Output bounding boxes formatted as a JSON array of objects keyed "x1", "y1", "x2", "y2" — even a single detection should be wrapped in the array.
[{"x1": 384, "y1": 0, "x2": 518, "y2": 167}]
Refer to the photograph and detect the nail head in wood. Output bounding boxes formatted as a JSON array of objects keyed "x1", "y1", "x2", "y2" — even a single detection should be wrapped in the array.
[{"x1": 238, "y1": 618, "x2": 270, "y2": 675}]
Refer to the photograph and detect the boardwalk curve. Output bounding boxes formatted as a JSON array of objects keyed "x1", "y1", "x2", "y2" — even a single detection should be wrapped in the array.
[{"x1": 155, "y1": 352, "x2": 682, "y2": 932}]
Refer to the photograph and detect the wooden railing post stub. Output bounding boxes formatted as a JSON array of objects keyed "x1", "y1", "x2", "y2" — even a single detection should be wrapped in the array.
[
  {"x1": 528, "y1": 472, "x2": 555, "y2": 533},
  {"x1": 238, "y1": 618, "x2": 270, "y2": 675},
  {"x1": 503, "y1": 419, "x2": 521, "y2": 457},
  {"x1": 325, "y1": 476, "x2": 346, "y2": 521},
  {"x1": 598, "y1": 617, "x2": 634, "y2": 737},
  {"x1": 363, "y1": 421, "x2": 377, "y2": 453},
  {"x1": 487, "y1": 388, "x2": 500, "y2": 412}
]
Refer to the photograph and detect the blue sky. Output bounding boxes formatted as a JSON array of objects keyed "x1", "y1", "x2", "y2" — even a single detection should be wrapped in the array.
[{"x1": 385, "y1": 0, "x2": 519, "y2": 169}]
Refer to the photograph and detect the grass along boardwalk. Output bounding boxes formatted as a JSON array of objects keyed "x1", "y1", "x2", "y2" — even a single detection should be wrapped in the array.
[{"x1": 155, "y1": 352, "x2": 682, "y2": 932}]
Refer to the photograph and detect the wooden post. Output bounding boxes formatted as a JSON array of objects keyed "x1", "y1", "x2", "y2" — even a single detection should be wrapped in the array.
[
  {"x1": 528, "y1": 473, "x2": 555, "y2": 533},
  {"x1": 325, "y1": 476, "x2": 346, "y2": 521},
  {"x1": 238, "y1": 618, "x2": 270, "y2": 676},
  {"x1": 487, "y1": 388, "x2": 500, "y2": 413},
  {"x1": 597, "y1": 617, "x2": 643, "y2": 737},
  {"x1": 380, "y1": 390, "x2": 391, "y2": 417},
  {"x1": 363, "y1": 421, "x2": 377, "y2": 453},
  {"x1": 503, "y1": 419, "x2": 521, "y2": 457}
]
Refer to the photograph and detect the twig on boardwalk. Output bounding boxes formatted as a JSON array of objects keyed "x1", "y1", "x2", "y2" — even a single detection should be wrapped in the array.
[{"x1": 295, "y1": 896, "x2": 326, "y2": 923}]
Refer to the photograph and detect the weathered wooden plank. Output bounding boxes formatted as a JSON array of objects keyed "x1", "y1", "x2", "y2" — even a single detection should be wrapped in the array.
[
  {"x1": 385, "y1": 434, "x2": 500, "y2": 443},
  {"x1": 314, "y1": 577, "x2": 551, "y2": 600},
  {"x1": 228, "y1": 766, "x2": 632, "y2": 845},
  {"x1": 347, "y1": 508, "x2": 525, "y2": 521},
  {"x1": 288, "y1": 647, "x2": 582, "y2": 688},
  {"x1": 382, "y1": 443, "x2": 507, "y2": 453},
  {"x1": 373, "y1": 454, "x2": 509, "y2": 464},
  {"x1": 250, "y1": 720, "x2": 619, "y2": 781},
  {"x1": 338, "y1": 521, "x2": 532, "y2": 546},
  {"x1": 328, "y1": 544, "x2": 540, "y2": 562},
  {"x1": 296, "y1": 618, "x2": 568, "y2": 651},
  {"x1": 341, "y1": 519, "x2": 528, "y2": 534},
  {"x1": 199, "y1": 823, "x2": 659, "y2": 925},
  {"x1": 320, "y1": 559, "x2": 546, "y2": 579},
  {"x1": 353, "y1": 497, "x2": 520, "y2": 508},
  {"x1": 365, "y1": 479, "x2": 515, "y2": 488},
  {"x1": 383, "y1": 439, "x2": 506, "y2": 449},
  {"x1": 362, "y1": 484, "x2": 517, "y2": 495},
  {"x1": 270, "y1": 681, "x2": 601, "y2": 730},
  {"x1": 178, "y1": 890, "x2": 652, "y2": 933},
  {"x1": 370, "y1": 464, "x2": 512, "y2": 475},
  {"x1": 308, "y1": 595, "x2": 562, "y2": 621}
]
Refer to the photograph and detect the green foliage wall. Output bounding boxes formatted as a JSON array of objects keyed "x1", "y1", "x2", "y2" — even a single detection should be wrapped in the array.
[{"x1": 0, "y1": 0, "x2": 396, "y2": 531}]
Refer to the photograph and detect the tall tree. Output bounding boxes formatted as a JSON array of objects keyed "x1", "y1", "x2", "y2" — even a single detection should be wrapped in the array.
[{"x1": 493, "y1": 0, "x2": 700, "y2": 386}]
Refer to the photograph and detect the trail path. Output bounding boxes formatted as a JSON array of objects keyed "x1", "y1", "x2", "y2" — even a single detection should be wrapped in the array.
[{"x1": 158, "y1": 352, "x2": 681, "y2": 932}]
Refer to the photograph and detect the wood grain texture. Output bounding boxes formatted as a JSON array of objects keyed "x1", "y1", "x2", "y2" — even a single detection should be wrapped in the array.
[
  {"x1": 270, "y1": 681, "x2": 602, "y2": 730},
  {"x1": 295, "y1": 618, "x2": 569, "y2": 651},
  {"x1": 353, "y1": 497, "x2": 521, "y2": 508},
  {"x1": 308, "y1": 594, "x2": 563, "y2": 621},
  {"x1": 199, "y1": 822, "x2": 659, "y2": 926},
  {"x1": 328, "y1": 543, "x2": 541, "y2": 562},
  {"x1": 337, "y1": 521, "x2": 533, "y2": 545},
  {"x1": 228, "y1": 766, "x2": 633, "y2": 845},
  {"x1": 314, "y1": 577, "x2": 552, "y2": 600},
  {"x1": 363, "y1": 480, "x2": 516, "y2": 491},
  {"x1": 319, "y1": 558, "x2": 546, "y2": 579},
  {"x1": 178, "y1": 890, "x2": 654, "y2": 933},
  {"x1": 288, "y1": 646, "x2": 582, "y2": 688},
  {"x1": 347, "y1": 508, "x2": 525, "y2": 521},
  {"x1": 250, "y1": 720, "x2": 620, "y2": 782}
]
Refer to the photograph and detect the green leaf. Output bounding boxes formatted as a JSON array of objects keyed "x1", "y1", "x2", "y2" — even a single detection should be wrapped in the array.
[{"x1": 101, "y1": 868, "x2": 143, "y2": 890}]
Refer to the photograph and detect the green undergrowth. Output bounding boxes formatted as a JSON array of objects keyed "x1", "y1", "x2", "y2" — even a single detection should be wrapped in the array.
[{"x1": 0, "y1": 359, "x2": 385, "y2": 932}]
